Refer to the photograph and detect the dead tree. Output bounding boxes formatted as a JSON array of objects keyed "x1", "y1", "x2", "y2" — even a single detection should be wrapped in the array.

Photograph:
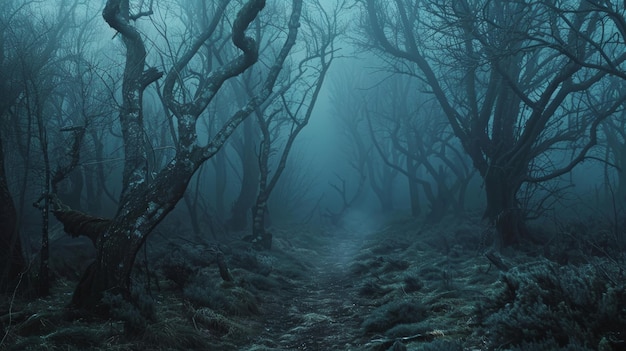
[
  {"x1": 0, "y1": 0, "x2": 79, "y2": 292},
  {"x1": 329, "y1": 70, "x2": 400, "y2": 214},
  {"x1": 248, "y1": 0, "x2": 341, "y2": 249},
  {"x1": 0, "y1": 136, "x2": 25, "y2": 292},
  {"x1": 50, "y1": 0, "x2": 303, "y2": 310},
  {"x1": 363, "y1": 0, "x2": 626, "y2": 247}
]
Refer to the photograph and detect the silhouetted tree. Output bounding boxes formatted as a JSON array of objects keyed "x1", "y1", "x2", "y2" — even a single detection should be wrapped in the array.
[
  {"x1": 50, "y1": 0, "x2": 304, "y2": 311},
  {"x1": 329, "y1": 70, "x2": 400, "y2": 214},
  {"x1": 602, "y1": 105, "x2": 626, "y2": 202},
  {"x1": 0, "y1": 0, "x2": 81, "y2": 292},
  {"x1": 363, "y1": 0, "x2": 626, "y2": 247},
  {"x1": 227, "y1": 116, "x2": 260, "y2": 231},
  {"x1": 249, "y1": 0, "x2": 343, "y2": 249},
  {"x1": 0, "y1": 135, "x2": 24, "y2": 292},
  {"x1": 364, "y1": 74, "x2": 474, "y2": 222}
]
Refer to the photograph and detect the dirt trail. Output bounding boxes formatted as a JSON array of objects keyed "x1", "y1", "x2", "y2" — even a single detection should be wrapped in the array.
[{"x1": 246, "y1": 231, "x2": 373, "y2": 350}]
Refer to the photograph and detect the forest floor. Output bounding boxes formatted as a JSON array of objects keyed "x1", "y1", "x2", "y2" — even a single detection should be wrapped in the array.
[
  {"x1": 235, "y1": 215, "x2": 492, "y2": 351},
  {"x1": 1, "y1": 211, "x2": 623, "y2": 350}
]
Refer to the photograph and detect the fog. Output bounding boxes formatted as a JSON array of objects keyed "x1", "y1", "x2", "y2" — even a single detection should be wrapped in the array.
[
  {"x1": 2, "y1": 0, "x2": 616, "y2": 236},
  {"x1": 2, "y1": 1, "x2": 626, "y2": 349}
]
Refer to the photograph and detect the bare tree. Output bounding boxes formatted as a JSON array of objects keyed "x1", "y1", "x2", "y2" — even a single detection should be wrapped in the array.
[
  {"x1": 602, "y1": 107, "x2": 626, "y2": 202},
  {"x1": 364, "y1": 74, "x2": 474, "y2": 222},
  {"x1": 329, "y1": 69, "x2": 400, "y2": 214},
  {"x1": 248, "y1": 0, "x2": 344, "y2": 248},
  {"x1": 50, "y1": 0, "x2": 303, "y2": 311},
  {"x1": 227, "y1": 115, "x2": 261, "y2": 230},
  {"x1": 362, "y1": 0, "x2": 626, "y2": 246},
  {"x1": 0, "y1": 136, "x2": 24, "y2": 292},
  {"x1": 0, "y1": 0, "x2": 80, "y2": 292}
]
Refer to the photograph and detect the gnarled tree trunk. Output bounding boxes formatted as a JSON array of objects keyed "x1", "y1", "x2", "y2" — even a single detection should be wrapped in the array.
[
  {"x1": 52, "y1": 0, "x2": 271, "y2": 309},
  {"x1": 227, "y1": 118, "x2": 259, "y2": 231},
  {"x1": 66, "y1": 160, "x2": 196, "y2": 307},
  {"x1": 482, "y1": 166, "x2": 527, "y2": 248},
  {"x1": 0, "y1": 137, "x2": 26, "y2": 292}
]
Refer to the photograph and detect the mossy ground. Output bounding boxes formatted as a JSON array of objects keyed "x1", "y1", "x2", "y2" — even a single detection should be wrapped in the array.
[{"x1": 1, "y1": 213, "x2": 623, "y2": 350}]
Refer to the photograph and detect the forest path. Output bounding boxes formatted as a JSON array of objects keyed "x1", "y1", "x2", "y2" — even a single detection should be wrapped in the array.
[{"x1": 246, "y1": 229, "x2": 376, "y2": 350}]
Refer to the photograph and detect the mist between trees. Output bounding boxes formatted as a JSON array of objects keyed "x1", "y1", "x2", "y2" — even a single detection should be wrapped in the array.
[{"x1": 1, "y1": 0, "x2": 626, "y2": 318}]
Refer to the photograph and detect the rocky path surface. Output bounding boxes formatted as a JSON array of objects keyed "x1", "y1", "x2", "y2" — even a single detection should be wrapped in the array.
[{"x1": 243, "y1": 231, "x2": 374, "y2": 350}]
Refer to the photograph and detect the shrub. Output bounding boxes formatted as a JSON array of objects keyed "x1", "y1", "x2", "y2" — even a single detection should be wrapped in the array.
[
  {"x1": 183, "y1": 269, "x2": 259, "y2": 316},
  {"x1": 362, "y1": 299, "x2": 427, "y2": 334},
  {"x1": 419, "y1": 340, "x2": 464, "y2": 351},
  {"x1": 359, "y1": 280, "x2": 392, "y2": 297},
  {"x1": 101, "y1": 286, "x2": 156, "y2": 336},
  {"x1": 403, "y1": 275, "x2": 423, "y2": 293},
  {"x1": 508, "y1": 339, "x2": 594, "y2": 351},
  {"x1": 477, "y1": 259, "x2": 626, "y2": 349}
]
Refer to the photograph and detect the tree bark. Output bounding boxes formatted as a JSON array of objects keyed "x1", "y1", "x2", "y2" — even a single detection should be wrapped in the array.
[
  {"x1": 68, "y1": 154, "x2": 205, "y2": 307},
  {"x1": 482, "y1": 166, "x2": 527, "y2": 247},
  {"x1": 250, "y1": 107, "x2": 272, "y2": 249},
  {"x1": 407, "y1": 168, "x2": 421, "y2": 217},
  {"x1": 227, "y1": 118, "x2": 259, "y2": 231},
  {"x1": 0, "y1": 136, "x2": 26, "y2": 292},
  {"x1": 251, "y1": 193, "x2": 272, "y2": 250},
  {"x1": 213, "y1": 151, "x2": 227, "y2": 218}
]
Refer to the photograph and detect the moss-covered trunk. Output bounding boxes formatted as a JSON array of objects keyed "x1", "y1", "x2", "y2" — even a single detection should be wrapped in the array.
[{"x1": 70, "y1": 158, "x2": 196, "y2": 308}]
